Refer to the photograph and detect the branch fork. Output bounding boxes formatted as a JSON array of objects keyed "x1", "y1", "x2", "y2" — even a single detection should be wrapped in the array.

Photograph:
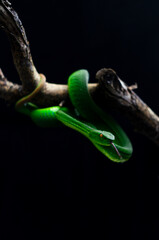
[{"x1": 0, "y1": 0, "x2": 159, "y2": 145}]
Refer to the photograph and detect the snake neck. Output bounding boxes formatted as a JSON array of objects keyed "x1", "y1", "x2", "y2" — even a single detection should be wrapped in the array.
[{"x1": 55, "y1": 108, "x2": 96, "y2": 137}]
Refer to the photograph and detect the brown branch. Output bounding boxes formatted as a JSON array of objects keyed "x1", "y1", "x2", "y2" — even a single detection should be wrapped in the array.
[
  {"x1": 95, "y1": 69, "x2": 159, "y2": 145},
  {"x1": 0, "y1": 0, "x2": 40, "y2": 90},
  {"x1": 0, "y1": 1, "x2": 159, "y2": 146},
  {"x1": 0, "y1": 0, "x2": 97, "y2": 105}
]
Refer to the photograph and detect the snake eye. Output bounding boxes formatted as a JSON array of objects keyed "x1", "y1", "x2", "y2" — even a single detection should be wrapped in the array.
[{"x1": 99, "y1": 133, "x2": 103, "y2": 138}]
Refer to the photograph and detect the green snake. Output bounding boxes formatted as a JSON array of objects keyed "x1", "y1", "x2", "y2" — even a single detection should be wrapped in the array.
[{"x1": 15, "y1": 69, "x2": 133, "y2": 162}]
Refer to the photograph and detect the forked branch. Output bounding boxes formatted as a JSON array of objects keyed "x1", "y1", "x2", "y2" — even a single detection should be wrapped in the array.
[{"x1": 0, "y1": 0, "x2": 159, "y2": 145}]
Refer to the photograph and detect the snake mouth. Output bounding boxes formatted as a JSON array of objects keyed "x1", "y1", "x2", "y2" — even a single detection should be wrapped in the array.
[{"x1": 111, "y1": 142, "x2": 122, "y2": 159}]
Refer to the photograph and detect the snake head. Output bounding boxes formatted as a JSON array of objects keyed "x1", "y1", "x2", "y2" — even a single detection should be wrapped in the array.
[
  {"x1": 89, "y1": 129, "x2": 115, "y2": 146},
  {"x1": 89, "y1": 129, "x2": 123, "y2": 159}
]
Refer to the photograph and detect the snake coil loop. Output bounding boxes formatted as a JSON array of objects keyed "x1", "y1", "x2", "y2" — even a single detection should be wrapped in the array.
[{"x1": 15, "y1": 73, "x2": 46, "y2": 110}]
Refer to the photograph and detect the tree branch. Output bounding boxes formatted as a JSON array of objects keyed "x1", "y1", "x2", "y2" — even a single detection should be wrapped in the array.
[
  {"x1": 0, "y1": 0, "x2": 40, "y2": 90},
  {"x1": 95, "y1": 69, "x2": 159, "y2": 145},
  {"x1": 0, "y1": 1, "x2": 159, "y2": 146}
]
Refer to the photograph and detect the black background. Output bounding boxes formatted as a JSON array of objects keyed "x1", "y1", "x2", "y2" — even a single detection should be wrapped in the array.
[{"x1": 0, "y1": 0, "x2": 159, "y2": 239}]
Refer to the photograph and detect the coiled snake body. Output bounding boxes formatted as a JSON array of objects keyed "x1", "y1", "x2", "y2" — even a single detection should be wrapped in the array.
[{"x1": 15, "y1": 69, "x2": 133, "y2": 162}]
